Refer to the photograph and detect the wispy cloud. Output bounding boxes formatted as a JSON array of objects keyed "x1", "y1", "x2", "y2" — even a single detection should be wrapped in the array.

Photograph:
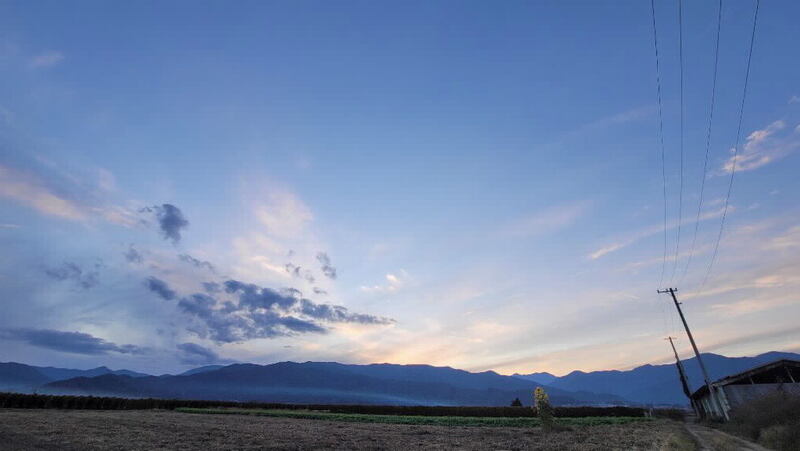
[
  {"x1": 179, "y1": 254, "x2": 216, "y2": 273},
  {"x1": 316, "y1": 252, "x2": 337, "y2": 279},
  {"x1": 284, "y1": 262, "x2": 315, "y2": 283},
  {"x1": 124, "y1": 245, "x2": 143, "y2": 264},
  {"x1": 0, "y1": 164, "x2": 88, "y2": 220},
  {"x1": 587, "y1": 205, "x2": 730, "y2": 260},
  {"x1": 44, "y1": 261, "x2": 101, "y2": 290},
  {"x1": 719, "y1": 120, "x2": 800, "y2": 174},
  {"x1": 0, "y1": 164, "x2": 139, "y2": 226},
  {"x1": 553, "y1": 105, "x2": 655, "y2": 146},
  {"x1": 501, "y1": 201, "x2": 591, "y2": 238},
  {"x1": 28, "y1": 51, "x2": 64, "y2": 69},
  {"x1": 360, "y1": 271, "x2": 408, "y2": 294},
  {"x1": 255, "y1": 190, "x2": 313, "y2": 238}
]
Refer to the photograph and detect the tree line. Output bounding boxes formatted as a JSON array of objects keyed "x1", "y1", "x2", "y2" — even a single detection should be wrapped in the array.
[{"x1": 0, "y1": 392, "x2": 658, "y2": 417}]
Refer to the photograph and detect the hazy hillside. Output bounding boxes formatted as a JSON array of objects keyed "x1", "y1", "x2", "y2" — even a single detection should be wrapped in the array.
[
  {"x1": 35, "y1": 365, "x2": 150, "y2": 381},
  {"x1": 0, "y1": 362, "x2": 53, "y2": 392},
  {"x1": 179, "y1": 365, "x2": 225, "y2": 376},
  {"x1": 0, "y1": 362, "x2": 150, "y2": 393},
  {"x1": 42, "y1": 361, "x2": 628, "y2": 406}
]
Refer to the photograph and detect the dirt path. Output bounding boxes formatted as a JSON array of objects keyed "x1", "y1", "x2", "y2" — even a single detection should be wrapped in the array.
[
  {"x1": 684, "y1": 423, "x2": 768, "y2": 451},
  {"x1": 0, "y1": 409, "x2": 685, "y2": 450}
]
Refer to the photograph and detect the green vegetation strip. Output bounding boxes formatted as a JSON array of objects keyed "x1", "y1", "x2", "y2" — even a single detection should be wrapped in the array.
[{"x1": 176, "y1": 407, "x2": 652, "y2": 428}]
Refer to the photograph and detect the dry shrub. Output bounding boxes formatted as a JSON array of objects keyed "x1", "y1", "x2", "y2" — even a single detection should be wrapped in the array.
[
  {"x1": 534, "y1": 387, "x2": 554, "y2": 430},
  {"x1": 759, "y1": 425, "x2": 800, "y2": 451},
  {"x1": 723, "y1": 391, "x2": 800, "y2": 451}
]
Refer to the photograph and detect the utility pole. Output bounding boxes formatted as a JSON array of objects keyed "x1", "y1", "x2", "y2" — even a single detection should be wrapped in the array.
[
  {"x1": 666, "y1": 336, "x2": 698, "y2": 416},
  {"x1": 658, "y1": 287, "x2": 727, "y2": 420}
]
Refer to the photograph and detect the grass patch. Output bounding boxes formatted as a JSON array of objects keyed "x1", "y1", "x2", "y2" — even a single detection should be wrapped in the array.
[
  {"x1": 660, "y1": 426, "x2": 699, "y2": 451},
  {"x1": 175, "y1": 407, "x2": 652, "y2": 428}
]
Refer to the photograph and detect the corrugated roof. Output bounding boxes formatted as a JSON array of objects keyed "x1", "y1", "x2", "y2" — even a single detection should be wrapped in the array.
[{"x1": 690, "y1": 359, "x2": 800, "y2": 399}]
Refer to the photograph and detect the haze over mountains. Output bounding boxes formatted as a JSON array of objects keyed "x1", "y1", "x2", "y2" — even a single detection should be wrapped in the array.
[{"x1": 2, "y1": 351, "x2": 797, "y2": 407}]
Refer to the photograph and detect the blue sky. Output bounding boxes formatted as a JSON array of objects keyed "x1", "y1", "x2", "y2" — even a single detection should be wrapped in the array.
[{"x1": 1, "y1": 0, "x2": 798, "y2": 375}]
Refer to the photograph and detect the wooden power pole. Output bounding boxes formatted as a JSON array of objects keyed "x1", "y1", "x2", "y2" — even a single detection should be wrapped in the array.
[
  {"x1": 666, "y1": 336, "x2": 698, "y2": 415},
  {"x1": 658, "y1": 287, "x2": 727, "y2": 420}
]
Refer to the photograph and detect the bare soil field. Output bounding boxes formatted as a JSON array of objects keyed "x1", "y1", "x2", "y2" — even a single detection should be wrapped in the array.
[{"x1": 0, "y1": 409, "x2": 689, "y2": 450}]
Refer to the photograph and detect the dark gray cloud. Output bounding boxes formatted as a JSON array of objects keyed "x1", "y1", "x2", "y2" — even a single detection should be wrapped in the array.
[
  {"x1": 141, "y1": 204, "x2": 189, "y2": 243},
  {"x1": 177, "y1": 293, "x2": 216, "y2": 318},
  {"x1": 176, "y1": 342, "x2": 230, "y2": 365},
  {"x1": 177, "y1": 293, "x2": 258, "y2": 342},
  {"x1": 0, "y1": 328, "x2": 145, "y2": 355},
  {"x1": 316, "y1": 252, "x2": 337, "y2": 279},
  {"x1": 312, "y1": 287, "x2": 328, "y2": 296},
  {"x1": 178, "y1": 254, "x2": 215, "y2": 273},
  {"x1": 223, "y1": 280, "x2": 298, "y2": 310},
  {"x1": 284, "y1": 263, "x2": 315, "y2": 284},
  {"x1": 202, "y1": 281, "x2": 221, "y2": 293},
  {"x1": 124, "y1": 245, "x2": 143, "y2": 264},
  {"x1": 166, "y1": 278, "x2": 393, "y2": 344},
  {"x1": 299, "y1": 299, "x2": 393, "y2": 324},
  {"x1": 257, "y1": 312, "x2": 327, "y2": 334},
  {"x1": 44, "y1": 261, "x2": 99, "y2": 289},
  {"x1": 145, "y1": 276, "x2": 177, "y2": 301}
]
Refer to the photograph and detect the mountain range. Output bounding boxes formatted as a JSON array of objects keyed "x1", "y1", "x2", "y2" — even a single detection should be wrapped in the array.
[
  {"x1": 0, "y1": 362, "x2": 150, "y2": 393},
  {"x1": 2, "y1": 351, "x2": 797, "y2": 407}
]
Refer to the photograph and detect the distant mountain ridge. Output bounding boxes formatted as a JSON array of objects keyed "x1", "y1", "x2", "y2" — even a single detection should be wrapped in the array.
[
  {"x1": 545, "y1": 351, "x2": 800, "y2": 405},
  {"x1": 179, "y1": 365, "x2": 225, "y2": 376},
  {"x1": 0, "y1": 362, "x2": 150, "y2": 392},
  {"x1": 40, "y1": 361, "x2": 627, "y2": 406},
  {"x1": 2, "y1": 350, "x2": 797, "y2": 407},
  {"x1": 512, "y1": 372, "x2": 558, "y2": 386}
]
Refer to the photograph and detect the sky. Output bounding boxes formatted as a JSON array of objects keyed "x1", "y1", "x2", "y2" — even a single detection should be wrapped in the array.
[{"x1": 1, "y1": 0, "x2": 799, "y2": 376}]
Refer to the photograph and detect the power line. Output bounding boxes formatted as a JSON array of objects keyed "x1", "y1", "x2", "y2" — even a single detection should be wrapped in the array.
[
  {"x1": 680, "y1": 0, "x2": 723, "y2": 283},
  {"x1": 701, "y1": 0, "x2": 760, "y2": 290},
  {"x1": 650, "y1": 0, "x2": 669, "y2": 289},
  {"x1": 671, "y1": 0, "x2": 685, "y2": 284}
]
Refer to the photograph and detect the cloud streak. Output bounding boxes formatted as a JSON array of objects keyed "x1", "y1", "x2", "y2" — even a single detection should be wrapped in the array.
[
  {"x1": 145, "y1": 276, "x2": 177, "y2": 301},
  {"x1": 587, "y1": 205, "x2": 731, "y2": 260},
  {"x1": 501, "y1": 201, "x2": 590, "y2": 238},
  {"x1": 178, "y1": 254, "x2": 215, "y2": 273},
  {"x1": 29, "y1": 51, "x2": 64, "y2": 69},
  {"x1": 0, "y1": 165, "x2": 87, "y2": 221},
  {"x1": 0, "y1": 329, "x2": 145, "y2": 355},
  {"x1": 0, "y1": 164, "x2": 137, "y2": 226},
  {"x1": 44, "y1": 261, "x2": 100, "y2": 289}
]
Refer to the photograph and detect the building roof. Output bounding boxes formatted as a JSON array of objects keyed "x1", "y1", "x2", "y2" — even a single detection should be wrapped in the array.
[{"x1": 690, "y1": 359, "x2": 800, "y2": 400}]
